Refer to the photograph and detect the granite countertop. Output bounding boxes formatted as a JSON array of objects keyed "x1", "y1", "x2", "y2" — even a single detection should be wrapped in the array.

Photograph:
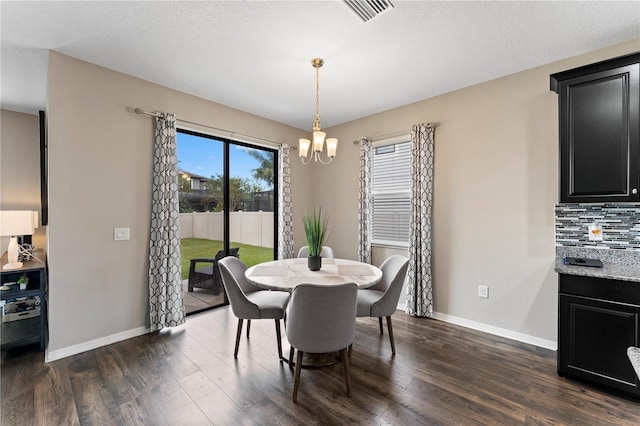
[{"x1": 555, "y1": 246, "x2": 640, "y2": 283}]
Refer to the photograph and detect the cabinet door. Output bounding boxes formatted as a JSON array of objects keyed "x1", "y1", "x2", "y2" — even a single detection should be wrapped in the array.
[
  {"x1": 559, "y1": 294, "x2": 640, "y2": 397},
  {"x1": 558, "y1": 63, "x2": 639, "y2": 202}
]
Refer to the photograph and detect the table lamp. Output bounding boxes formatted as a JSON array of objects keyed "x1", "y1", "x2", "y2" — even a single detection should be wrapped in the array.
[{"x1": 0, "y1": 210, "x2": 38, "y2": 270}]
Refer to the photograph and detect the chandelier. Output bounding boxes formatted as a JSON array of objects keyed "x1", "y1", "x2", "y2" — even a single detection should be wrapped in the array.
[{"x1": 299, "y1": 58, "x2": 338, "y2": 165}]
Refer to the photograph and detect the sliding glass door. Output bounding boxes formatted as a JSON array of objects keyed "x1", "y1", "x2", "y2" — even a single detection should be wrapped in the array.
[
  {"x1": 228, "y1": 142, "x2": 277, "y2": 269},
  {"x1": 176, "y1": 129, "x2": 277, "y2": 315}
]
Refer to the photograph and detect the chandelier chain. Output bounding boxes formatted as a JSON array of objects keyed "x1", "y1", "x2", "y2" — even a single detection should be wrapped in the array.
[{"x1": 314, "y1": 62, "x2": 321, "y2": 131}]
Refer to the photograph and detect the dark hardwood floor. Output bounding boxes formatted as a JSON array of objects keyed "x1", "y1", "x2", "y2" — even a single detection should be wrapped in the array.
[{"x1": 2, "y1": 308, "x2": 640, "y2": 425}]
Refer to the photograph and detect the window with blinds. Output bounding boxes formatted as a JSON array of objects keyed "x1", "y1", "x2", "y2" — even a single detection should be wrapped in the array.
[{"x1": 371, "y1": 139, "x2": 411, "y2": 247}]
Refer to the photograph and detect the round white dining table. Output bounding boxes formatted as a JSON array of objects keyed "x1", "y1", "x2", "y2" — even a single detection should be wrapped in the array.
[{"x1": 245, "y1": 257, "x2": 382, "y2": 292}]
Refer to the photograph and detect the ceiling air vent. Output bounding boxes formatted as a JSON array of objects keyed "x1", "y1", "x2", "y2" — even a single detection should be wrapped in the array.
[{"x1": 343, "y1": 0, "x2": 394, "y2": 23}]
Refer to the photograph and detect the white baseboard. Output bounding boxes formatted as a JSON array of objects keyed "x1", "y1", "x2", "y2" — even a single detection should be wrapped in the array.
[
  {"x1": 46, "y1": 326, "x2": 150, "y2": 362},
  {"x1": 397, "y1": 302, "x2": 557, "y2": 351},
  {"x1": 45, "y1": 305, "x2": 556, "y2": 362}
]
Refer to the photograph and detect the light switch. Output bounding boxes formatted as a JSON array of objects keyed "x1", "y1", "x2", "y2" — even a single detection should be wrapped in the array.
[{"x1": 114, "y1": 227, "x2": 130, "y2": 241}]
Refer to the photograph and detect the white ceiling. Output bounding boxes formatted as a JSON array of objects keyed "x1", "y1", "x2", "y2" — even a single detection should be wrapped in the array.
[{"x1": 1, "y1": 1, "x2": 639, "y2": 130}]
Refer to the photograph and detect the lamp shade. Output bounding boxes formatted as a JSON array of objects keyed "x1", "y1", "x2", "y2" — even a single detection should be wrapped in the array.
[
  {"x1": 325, "y1": 138, "x2": 338, "y2": 158},
  {"x1": 0, "y1": 211, "x2": 37, "y2": 237},
  {"x1": 313, "y1": 131, "x2": 326, "y2": 152},
  {"x1": 299, "y1": 138, "x2": 311, "y2": 158}
]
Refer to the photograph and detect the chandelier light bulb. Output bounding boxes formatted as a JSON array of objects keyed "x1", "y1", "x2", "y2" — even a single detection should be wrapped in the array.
[
  {"x1": 313, "y1": 131, "x2": 326, "y2": 152},
  {"x1": 325, "y1": 138, "x2": 338, "y2": 158},
  {"x1": 299, "y1": 138, "x2": 311, "y2": 158}
]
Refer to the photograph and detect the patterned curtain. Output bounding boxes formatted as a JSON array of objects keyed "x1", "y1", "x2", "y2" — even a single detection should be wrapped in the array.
[
  {"x1": 278, "y1": 143, "x2": 295, "y2": 259},
  {"x1": 406, "y1": 123, "x2": 435, "y2": 317},
  {"x1": 148, "y1": 113, "x2": 185, "y2": 331},
  {"x1": 358, "y1": 138, "x2": 372, "y2": 264}
]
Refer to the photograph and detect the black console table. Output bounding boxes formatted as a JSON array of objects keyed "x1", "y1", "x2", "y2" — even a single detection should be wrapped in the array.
[{"x1": 0, "y1": 249, "x2": 48, "y2": 352}]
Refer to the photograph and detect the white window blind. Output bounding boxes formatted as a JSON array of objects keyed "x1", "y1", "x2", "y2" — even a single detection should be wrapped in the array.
[{"x1": 371, "y1": 139, "x2": 411, "y2": 247}]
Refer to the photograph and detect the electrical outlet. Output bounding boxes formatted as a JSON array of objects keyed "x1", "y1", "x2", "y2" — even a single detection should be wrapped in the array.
[{"x1": 478, "y1": 285, "x2": 489, "y2": 299}]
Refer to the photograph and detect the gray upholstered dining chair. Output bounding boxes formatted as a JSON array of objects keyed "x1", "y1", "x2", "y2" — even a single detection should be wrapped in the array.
[
  {"x1": 297, "y1": 246, "x2": 335, "y2": 258},
  {"x1": 218, "y1": 256, "x2": 290, "y2": 360},
  {"x1": 285, "y1": 283, "x2": 358, "y2": 403},
  {"x1": 356, "y1": 255, "x2": 409, "y2": 355}
]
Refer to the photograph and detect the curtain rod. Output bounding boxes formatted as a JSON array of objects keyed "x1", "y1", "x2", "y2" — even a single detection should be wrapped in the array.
[
  {"x1": 131, "y1": 107, "x2": 284, "y2": 148},
  {"x1": 352, "y1": 122, "x2": 441, "y2": 144}
]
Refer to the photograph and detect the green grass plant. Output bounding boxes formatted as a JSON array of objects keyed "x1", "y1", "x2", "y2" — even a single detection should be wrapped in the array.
[
  {"x1": 179, "y1": 238, "x2": 274, "y2": 279},
  {"x1": 302, "y1": 206, "x2": 329, "y2": 257}
]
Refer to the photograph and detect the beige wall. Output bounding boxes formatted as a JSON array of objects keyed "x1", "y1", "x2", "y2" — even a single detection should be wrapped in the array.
[
  {"x1": 0, "y1": 109, "x2": 46, "y2": 251},
  {"x1": 40, "y1": 38, "x2": 640, "y2": 358},
  {"x1": 317, "y1": 38, "x2": 640, "y2": 347},
  {"x1": 46, "y1": 52, "x2": 311, "y2": 359}
]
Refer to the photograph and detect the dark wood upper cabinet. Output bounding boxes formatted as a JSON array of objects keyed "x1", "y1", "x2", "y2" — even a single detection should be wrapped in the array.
[{"x1": 551, "y1": 53, "x2": 640, "y2": 203}]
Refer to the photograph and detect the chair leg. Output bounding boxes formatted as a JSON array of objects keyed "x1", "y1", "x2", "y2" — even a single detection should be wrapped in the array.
[
  {"x1": 340, "y1": 348, "x2": 352, "y2": 397},
  {"x1": 386, "y1": 316, "x2": 396, "y2": 354},
  {"x1": 275, "y1": 319, "x2": 283, "y2": 361},
  {"x1": 292, "y1": 350, "x2": 304, "y2": 402},
  {"x1": 234, "y1": 319, "x2": 243, "y2": 358},
  {"x1": 348, "y1": 343, "x2": 353, "y2": 357},
  {"x1": 379, "y1": 317, "x2": 384, "y2": 335},
  {"x1": 246, "y1": 320, "x2": 251, "y2": 338},
  {"x1": 289, "y1": 347, "x2": 295, "y2": 369}
]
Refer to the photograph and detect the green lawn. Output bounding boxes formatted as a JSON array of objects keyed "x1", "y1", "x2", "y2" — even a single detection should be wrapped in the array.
[{"x1": 180, "y1": 238, "x2": 274, "y2": 279}]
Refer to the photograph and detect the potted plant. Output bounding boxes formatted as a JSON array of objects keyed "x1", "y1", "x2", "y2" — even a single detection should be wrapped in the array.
[{"x1": 302, "y1": 207, "x2": 329, "y2": 271}]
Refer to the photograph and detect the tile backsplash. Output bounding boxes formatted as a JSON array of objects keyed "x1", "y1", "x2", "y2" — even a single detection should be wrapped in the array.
[{"x1": 555, "y1": 203, "x2": 640, "y2": 250}]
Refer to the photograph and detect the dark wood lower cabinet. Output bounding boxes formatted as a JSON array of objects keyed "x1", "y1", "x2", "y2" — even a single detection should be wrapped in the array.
[{"x1": 558, "y1": 274, "x2": 640, "y2": 398}]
